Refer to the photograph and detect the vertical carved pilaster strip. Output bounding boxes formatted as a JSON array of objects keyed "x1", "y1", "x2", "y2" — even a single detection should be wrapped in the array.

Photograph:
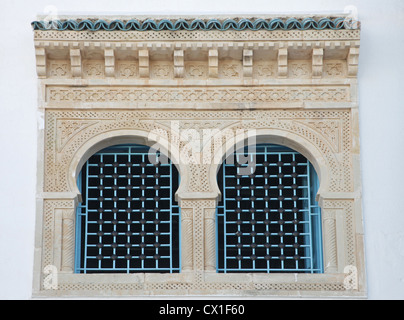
[
  {"x1": 278, "y1": 47, "x2": 288, "y2": 78},
  {"x1": 204, "y1": 208, "x2": 216, "y2": 271},
  {"x1": 61, "y1": 209, "x2": 75, "y2": 272},
  {"x1": 208, "y1": 49, "x2": 218, "y2": 78},
  {"x1": 323, "y1": 210, "x2": 338, "y2": 273},
  {"x1": 180, "y1": 199, "x2": 217, "y2": 273},
  {"x1": 181, "y1": 208, "x2": 194, "y2": 272}
]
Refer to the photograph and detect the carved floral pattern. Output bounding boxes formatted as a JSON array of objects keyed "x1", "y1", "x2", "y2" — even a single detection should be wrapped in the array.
[
  {"x1": 117, "y1": 61, "x2": 138, "y2": 78},
  {"x1": 47, "y1": 86, "x2": 350, "y2": 104},
  {"x1": 83, "y1": 60, "x2": 104, "y2": 78}
]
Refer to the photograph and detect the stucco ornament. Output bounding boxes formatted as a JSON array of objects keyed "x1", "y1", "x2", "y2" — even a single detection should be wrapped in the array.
[{"x1": 32, "y1": 15, "x2": 365, "y2": 298}]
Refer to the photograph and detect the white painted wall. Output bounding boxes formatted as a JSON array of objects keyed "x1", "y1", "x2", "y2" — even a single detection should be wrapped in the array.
[{"x1": 0, "y1": 0, "x2": 403, "y2": 300}]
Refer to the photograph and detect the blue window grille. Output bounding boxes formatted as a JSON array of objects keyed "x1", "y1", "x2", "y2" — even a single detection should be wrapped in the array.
[
  {"x1": 216, "y1": 144, "x2": 323, "y2": 273},
  {"x1": 75, "y1": 144, "x2": 180, "y2": 273}
]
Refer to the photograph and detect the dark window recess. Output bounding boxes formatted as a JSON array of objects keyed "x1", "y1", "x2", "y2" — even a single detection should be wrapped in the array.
[
  {"x1": 75, "y1": 144, "x2": 180, "y2": 273},
  {"x1": 216, "y1": 144, "x2": 323, "y2": 273}
]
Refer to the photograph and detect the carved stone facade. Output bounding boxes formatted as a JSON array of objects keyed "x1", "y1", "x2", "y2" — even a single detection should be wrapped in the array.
[{"x1": 32, "y1": 16, "x2": 365, "y2": 298}]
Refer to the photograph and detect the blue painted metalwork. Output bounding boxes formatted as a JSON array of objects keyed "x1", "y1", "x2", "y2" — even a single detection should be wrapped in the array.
[
  {"x1": 75, "y1": 144, "x2": 180, "y2": 273},
  {"x1": 31, "y1": 17, "x2": 358, "y2": 31},
  {"x1": 216, "y1": 144, "x2": 323, "y2": 273}
]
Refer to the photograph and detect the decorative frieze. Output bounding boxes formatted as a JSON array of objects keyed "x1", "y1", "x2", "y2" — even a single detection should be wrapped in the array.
[
  {"x1": 46, "y1": 85, "x2": 351, "y2": 105},
  {"x1": 39, "y1": 40, "x2": 358, "y2": 81}
]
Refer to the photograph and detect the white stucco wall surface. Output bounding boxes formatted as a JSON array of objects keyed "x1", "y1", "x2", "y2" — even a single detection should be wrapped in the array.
[{"x1": 0, "y1": 0, "x2": 403, "y2": 299}]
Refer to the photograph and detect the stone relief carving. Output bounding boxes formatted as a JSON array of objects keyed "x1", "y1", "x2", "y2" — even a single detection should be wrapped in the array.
[
  {"x1": 83, "y1": 60, "x2": 105, "y2": 78},
  {"x1": 219, "y1": 60, "x2": 242, "y2": 78},
  {"x1": 253, "y1": 61, "x2": 276, "y2": 78},
  {"x1": 47, "y1": 86, "x2": 350, "y2": 104},
  {"x1": 117, "y1": 61, "x2": 139, "y2": 78},
  {"x1": 184, "y1": 62, "x2": 208, "y2": 79},
  {"x1": 289, "y1": 61, "x2": 312, "y2": 78},
  {"x1": 49, "y1": 61, "x2": 71, "y2": 78},
  {"x1": 44, "y1": 110, "x2": 352, "y2": 195},
  {"x1": 325, "y1": 61, "x2": 345, "y2": 77},
  {"x1": 33, "y1": 16, "x2": 364, "y2": 297},
  {"x1": 150, "y1": 61, "x2": 173, "y2": 79},
  {"x1": 56, "y1": 119, "x2": 99, "y2": 152}
]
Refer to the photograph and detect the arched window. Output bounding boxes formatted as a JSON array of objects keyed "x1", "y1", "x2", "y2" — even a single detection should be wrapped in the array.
[
  {"x1": 75, "y1": 144, "x2": 180, "y2": 273},
  {"x1": 216, "y1": 144, "x2": 323, "y2": 273}
]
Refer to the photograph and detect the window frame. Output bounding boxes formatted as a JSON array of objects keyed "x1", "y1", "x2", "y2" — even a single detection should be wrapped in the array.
[
  {"x1": 216, "y1": 144, "x2": 324, "y2": 274},
  {"x1": 32, "y1": 15, "x2": 365, "y2": 297},
  {"x1": 75, "y1": 144, "x2": 181, "y2": 274}
]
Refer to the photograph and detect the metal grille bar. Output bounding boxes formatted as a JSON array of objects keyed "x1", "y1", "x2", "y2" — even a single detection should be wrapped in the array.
[
  {"x1": 216, "y1": 144, "x2": 323, "y2": 273},
  {"x1": 75, "y1": 144, "x2": 180, "y2": 273}
]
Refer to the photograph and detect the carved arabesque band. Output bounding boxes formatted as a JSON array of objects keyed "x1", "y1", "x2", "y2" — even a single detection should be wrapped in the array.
[{"x1": 44, "y1": 109, "x2": 352, "y2": 196}]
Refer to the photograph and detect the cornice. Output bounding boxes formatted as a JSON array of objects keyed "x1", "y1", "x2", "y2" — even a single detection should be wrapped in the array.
[
  {"x1": 31, "y1": 16, "x2": 360, "y2": 32},
  {"x1": 32, "y1": 15, "x2": 361, "y2": 87}
]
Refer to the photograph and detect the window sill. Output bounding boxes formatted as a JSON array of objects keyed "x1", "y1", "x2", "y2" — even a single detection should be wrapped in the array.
[{"x1": 33, "y1": 271, "x2": 366, "y2": 298}]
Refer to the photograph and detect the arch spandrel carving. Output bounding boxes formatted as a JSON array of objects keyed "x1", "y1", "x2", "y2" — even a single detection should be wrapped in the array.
[
  {"x1": 33, "y1": 15, "x2": 365, "y2": 298},
  {"x1": 45, "y1": 110, "x2": 352, "y2": 195}
]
